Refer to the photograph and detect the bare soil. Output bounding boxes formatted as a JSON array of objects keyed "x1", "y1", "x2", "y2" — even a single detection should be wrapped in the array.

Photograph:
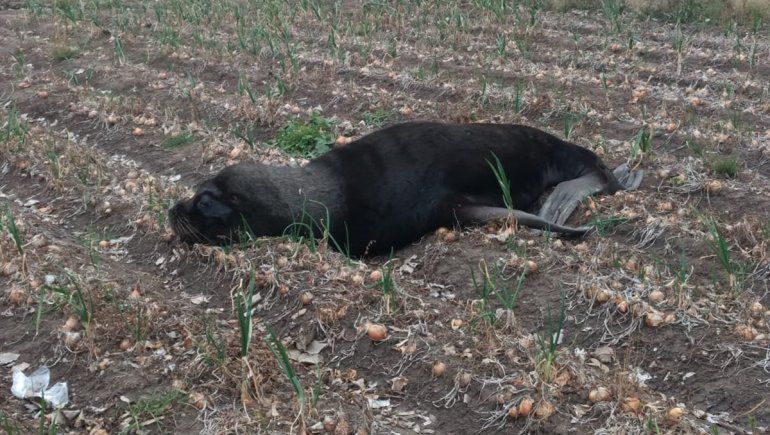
[{"x1": 1, "y1": 2, "x2": 769, "y2": 434}]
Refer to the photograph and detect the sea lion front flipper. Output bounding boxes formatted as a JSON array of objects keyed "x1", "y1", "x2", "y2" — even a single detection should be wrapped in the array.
[
  {"x1": 612, "y1": 163, "x2": 644, "y2": 191},
  {"x1": 455, "y1": 206, "x2": 592, "y2": 236},
  {"x1": 538, "y1": 173, "x2": 606, "y2": 226}
]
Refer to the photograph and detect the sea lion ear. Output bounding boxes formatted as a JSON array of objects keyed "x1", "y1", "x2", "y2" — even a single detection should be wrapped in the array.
[{"x1": 228, "y1": 193, "x2": 241, "y2": 205}]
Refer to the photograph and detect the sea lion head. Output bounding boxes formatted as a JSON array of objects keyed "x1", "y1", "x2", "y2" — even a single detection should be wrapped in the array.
[
  {"x1": 168, "y1": 163, "x2": 291, "y2": 245},
  {"x1": 168, "y1": 179, "x2": 241, "y2": 245}
]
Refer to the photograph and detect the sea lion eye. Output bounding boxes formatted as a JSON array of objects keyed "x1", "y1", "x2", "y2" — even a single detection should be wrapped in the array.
[
  {"x1": 197, "y1": 196, "x2": 212, "y2": 210},
  {"x1": 229, "y1": 193, "x2": 241, "y2": 204}
]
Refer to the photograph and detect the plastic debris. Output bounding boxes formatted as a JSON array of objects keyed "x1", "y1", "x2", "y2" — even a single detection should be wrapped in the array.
[
  {"x1": 0, "y1": 352, "x2": 20, "y2": 366},
  {"x1": 11, "y1": 366, "x2": 69, "y2": 408},
  {"x1": 368, "y1": 398, "x2": 391, "y2": 409}
]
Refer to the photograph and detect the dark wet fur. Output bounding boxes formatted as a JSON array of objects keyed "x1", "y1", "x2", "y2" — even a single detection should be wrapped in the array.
[{"x1": 170, "y1": 122, "x2": 625, "y2": 257}]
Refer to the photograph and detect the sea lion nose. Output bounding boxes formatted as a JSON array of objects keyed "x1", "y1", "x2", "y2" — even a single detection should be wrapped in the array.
[{"x1": 168, "y1": 201, "x2": 185, "y2": 216}]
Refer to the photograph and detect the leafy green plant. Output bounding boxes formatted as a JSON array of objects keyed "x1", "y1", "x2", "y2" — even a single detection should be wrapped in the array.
[
  {"x1": 670, "y1": 244, "x2": 692, "y2": 289},
  {"x1": 589, "y1": 215, "x2": 629, "y2": 237},
  {"x1": 126, "y1": 389, "x2": 187, "y2": 433},
  {"x1": 63, "y1": 69, "x2": 79, "y2": 86},
  {"x1": 108, "y1": 289, "x2": 150, "y2": 343},
  {"x1": 362, "y1": 109, "x2": 393, "y2": 127},
  {"x1": 710, "y1": 156, "x2": 740, "y2": 178},
  {"x1": 498, "y1": 271, "x2": 525, "y2": 311},
  {"x1": 1, "y1": 103, "x2": 28, "y2": 146},
  {"x1": 284, "y1": 203, "x2": 321, "y2": 253},
  {"x1": 265, "y1": 325, "x2": 307, "y2": 418},
  {"x1": 235, "y1": 268, "x2": 263, "y2": 408},
  {"x1": 272, "y1": 112, "x2": 335, "y2": 158},
  {"x1": 469, "y1": 261, "x2": 503, "y2": 327},
  {"x1": 36, "y1": 393, "x2": 57, "y2": 435},
  {"x1": 314, "y1": 200, "x2": 349, "y2": 258},
  {"x1": 563, "y1": 112, "x2": 580, "y2": 140},
  {"x1": 760, "y1": 219, "x2": 770, "y2": 241},
  {"x1": 34, "y1": 285, "x2": 47, "y2": 335},
  {"x1": 685, "y1": 137, "x2": 704, "y2": 157},
  {"x1": 495, "y1": 32, "x2": 507, "y2": 58},
  {"x1": 81, "y1": 233, "x2": 101, "y2": 270},
  {"x1": 44, "y1": 148, "x2": 61, "y2": 181},
  {"x1": 114, "y1": 35, "x2": 126, "y2": 64},
  {"x1": 673, "y1": 24, "x2": 687, "y2": 75},
  {"x1": 157, "y1": 25, "x2": 181, "y2": 50},
  {"x1": 53, "y1": 0, "x2": 83, "y2": 23},
  {"x1": 35, "y1": 273, "x2": 95, "y2": 336},
  {"x1": 601, "y1": 0, "x2": 626, "y2": 33},
  {"x1": 0, "y1": 410, "x2": 21, "y2": 434},
  {"x1": 237, "y1": 73, "x2": 258, "y2": 104},
  {"x1": 512, "y1": 82, "x2": 525, "y2": 114},
  {"x1": 232, "y1": 126, "x2": 258, "y2": 149},
  {"x1": 525, "y1": 0, "x2": 543, "y2": 26},
  {"x1": 282, "y1": 200, "x2": 350, "y2": 259},
  {"x1": 478, "y1": 75, "x2": 490, "y2": 109},
  {"x1": 51, "y1": 44, "x2": 79, "y2": 61},
  {"x1": 630, "y1": 126, "x2": 652, "y2": 162},
  {"x1": 702, "y1": 217, "x2": 742, "y2": 293},
  {"x1": 513, "y1": 33, "x2": 531, "y2": 59},
  {"x1": 160, "y1": 132, "x2": 195, "y2": 150},
  {"x1": 646, "y1": 415, "x2": 662, "y2": 434},
  {"x1": 486, "y1": 152, "x2": 514, "y2": 211},
  {"x1": 11, "y1": 49, "x2": 25, "y2": 76},
  {"x1": 182, "y1": 75, "x2": 199, "y2": 102},
  {"x1": 51, "y1": 273, "x2": 94, "y2": 328},
  {"x1": 748, "y1": 415, "x2": 758, "y2": 431},
  {"x1": 536, "y1": 287, "x2": 566, "y2": 383},
  {"x1": 23, "y1": 0, "x2": 45, "y2": 17},
  {"x1": 748, "y1": 16, "x2": 761, "y2": 71},
  {"x1": 3, "y1": 205, "x2": 24, "y2": 257},
  {"x1": 668, "y1": 0, "x2": 704, "y2": 24},
  {"x1": 474, "y1": 257, "x2": 526, "y2": 316},
  {"x1": 147, "y1": 192, "x2": 171, "y2": 230},
  {"x1": 627, "y1": 31, "x2": 636, "y2": 51},
  {"x1": 201, "y1": 316, "x2": 227, "y2": 366},
  {"x1": 370, "y1": 251, "x2": 399, "y2": 314},
  {"x1": 311, "y1": 366, "x2": 322, "y2": 408},
  {"x1": 387, "y1": 37, "x2": 398, "y2": 58},
  {"x1": 236, "y1": 269, "x2": 256, "y2": 358}
]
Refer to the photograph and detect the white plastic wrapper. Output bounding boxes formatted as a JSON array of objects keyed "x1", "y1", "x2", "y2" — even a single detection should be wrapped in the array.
[{"x1": 11, "y1": 366, "x2": 69, "y2": 408}]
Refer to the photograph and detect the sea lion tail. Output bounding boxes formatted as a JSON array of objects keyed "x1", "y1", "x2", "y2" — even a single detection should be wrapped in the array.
[
  {"x1": 456, "y1": 206, "x2": 593, "y2": 236},
  {"x1": 612, "y1": 163, "x2": 644, "y2": 191},
  {"x1": 510, "y1": 209, "x2": 593, "y2": 236}
]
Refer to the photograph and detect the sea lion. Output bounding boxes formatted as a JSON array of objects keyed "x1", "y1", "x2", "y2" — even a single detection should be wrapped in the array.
[{"x1": 169, "y1": 122, "x2": 642, "y2": 257}]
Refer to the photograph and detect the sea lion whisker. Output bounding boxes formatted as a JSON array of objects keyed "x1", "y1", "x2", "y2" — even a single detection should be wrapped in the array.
[
  {"x1": 181, "y1": 217, "x2": 205, "y2": 240},
  {"x1": 173, "y1": 213, "x2": 204, "y2": 242}
]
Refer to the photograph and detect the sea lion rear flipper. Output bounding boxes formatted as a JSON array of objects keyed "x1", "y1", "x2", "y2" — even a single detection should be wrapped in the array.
[
  {"x1": 538, "y1": 173, "x2": 607, "y2": 226},
  {"x1": 455, "y1": 206, "x2": 592, "y2": 236},
  {"x1": 613, "y1": 163, "x2": 644, "y2": 191}
]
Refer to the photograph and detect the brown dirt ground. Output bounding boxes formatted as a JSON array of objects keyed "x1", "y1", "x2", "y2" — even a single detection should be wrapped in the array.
[{"x1": 1, "y1": 1, "x2": 769, "y2": 434}]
